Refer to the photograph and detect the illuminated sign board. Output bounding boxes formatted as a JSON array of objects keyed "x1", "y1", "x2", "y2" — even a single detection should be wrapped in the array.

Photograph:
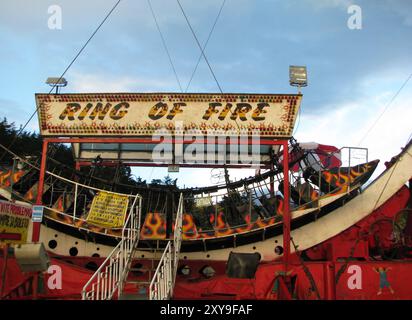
[{"x1": 36, "y1": 93, "x2": 301, "y2": 138}]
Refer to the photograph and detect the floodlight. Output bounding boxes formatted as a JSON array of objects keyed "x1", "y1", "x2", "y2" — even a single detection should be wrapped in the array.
[
  {"x1": 46, "y1": 77, "x2": 67, "y2": 94},
  {"x1": 14, "y1": 243, "x2": 50, "y2": 272},
  {"x1": 289, "y1": 66, "x2": 308, "y2": 89}
]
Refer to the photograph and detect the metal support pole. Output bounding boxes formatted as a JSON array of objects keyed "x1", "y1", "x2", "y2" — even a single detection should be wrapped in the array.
[
  {"x1": 75, "y1": 161, "x2": 81, "y2": 183},
  {"x1": 249, "y1": 190, "x2": 252, "y2": 222},
  {"x1": 166, "y1": 191, "x2": 173, "y2": 239},
  {"x1": 282, "y1": 141, "x2": 290, "y2": 271},
  {"x1": 10, "y1": 158, "x2": 16, "y2": 200},
  {"x1": 323, "y1": 262, "x2": 336, "y2": 300},
  {"x1": 73, "y1": 184, "x2": 78, "y2": 219},
  {"x1": 214, "y1": 195, "x2": 218, "y2": 228},
  {"x1": 270, "y1": 161, "x2": 275, "y2": 196},
  {"x1": 32, "y1": 140, "x2": 48, "y2": 243},
  {"x1": 0, "y1": 244, "x2": 9, "y2": 298}
]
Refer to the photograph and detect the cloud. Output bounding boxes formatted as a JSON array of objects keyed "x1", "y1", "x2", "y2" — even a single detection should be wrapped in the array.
[
  {"x1": 1, "y1": 0, "x2": 411, "y2": 188},
  {"x1": 0, "y1": 0, "x2": 237, "y2": 36},
  {"x1": 297, "y1": 0, "x2": 412, "y2": 27},
  {"x1": 295, "y1": 77, "x2": 412, "y2": 179},
  {"x1": 377, "y1": 0, "x2": 412, "y2": 27},
  {"x1": 302, "y1": 0, "x2": 354, "y2": 10},
  {"x1": 68, "y1": 71, "x2": 180, "y2": 92}
]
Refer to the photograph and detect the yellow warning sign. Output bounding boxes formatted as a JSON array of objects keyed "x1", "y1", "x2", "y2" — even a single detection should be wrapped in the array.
[
  {"x1": 86, "y1": 192, "x2": 129, "y2": 228},
  {"x1": 0, "y1": 200, "x2": 31, "y2": 244}
]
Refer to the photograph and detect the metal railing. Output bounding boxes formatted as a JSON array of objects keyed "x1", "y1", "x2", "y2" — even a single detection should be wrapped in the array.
[
  {"x1": 149, "y1": 193, "x2": 184, "y2": 300},
  {"x1": 42, "y1": 170, "x2": 138, "y2": 219},
  {"x1": 81, "y1": 195, "x2": 142, "y2": 300},
  {"x1": 173, "y1": 193, "x2": 184, "y2": 283},
  {"x1": 148, "y1": 241, "x2": 173, "y2": 300}
]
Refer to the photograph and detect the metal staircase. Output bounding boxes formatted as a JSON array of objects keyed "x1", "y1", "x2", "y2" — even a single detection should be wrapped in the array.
[
  {"x1": 81, "y1": 193, "x2": 184, "y2": 300},
  {"x1": 149, "y1": 193, "x2": 183, "y2": 300},
  {"x1": 81, "y1": 195, "x2": 142, "y2": 300}
]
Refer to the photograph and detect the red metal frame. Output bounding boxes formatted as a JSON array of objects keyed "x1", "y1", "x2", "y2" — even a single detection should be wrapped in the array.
[
  {"x1": 32, "y1": 140, "x2": 48, "y2": 243},
  {"x1": 269, "y1": 162, "x2": 275, "y2": 196},
  {"x1": 282, "y1": 144, "x2": 290, "y2": 270},
  {"x1": 0, "y1": 244, "x2": 9, "y2": 298},
  {"x1": 42, "y1": 137, "x2": 281, "y2": 144},
  {"x1": 33, "y1": 137, "x2": 292, "y2": 273},
  {"x1": 1, "y1": 271, "x2": 39, "y2": 300},
  {"x1": 76, "y1": 161, "x2": 271, "y2": 169}
]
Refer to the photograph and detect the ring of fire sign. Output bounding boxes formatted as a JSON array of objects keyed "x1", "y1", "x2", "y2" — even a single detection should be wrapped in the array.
[{"x1": 36, "y1": 93, "x2": 301, "y2": 138}]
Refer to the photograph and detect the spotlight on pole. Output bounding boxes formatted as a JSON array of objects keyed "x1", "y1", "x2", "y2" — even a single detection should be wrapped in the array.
[
  {"x1": 289, "y1": 66, "x2": 307, "y2": 93},
  {"x1": 46, "y1": 77, "x2": 67, "y2": 94}
]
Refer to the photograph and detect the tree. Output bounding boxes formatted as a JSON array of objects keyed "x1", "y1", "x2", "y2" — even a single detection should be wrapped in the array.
[{"x1": 0, "y1": 118, "x2": 141, "y2": 188}]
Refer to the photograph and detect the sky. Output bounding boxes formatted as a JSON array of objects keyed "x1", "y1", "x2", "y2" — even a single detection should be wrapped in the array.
[{"x1": 0, "y1": 0, "x2": 411, "y2": 187}]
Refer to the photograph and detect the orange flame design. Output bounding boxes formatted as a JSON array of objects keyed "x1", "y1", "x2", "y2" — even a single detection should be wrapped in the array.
[
  {"x1": 24, "y1": 183, "x2": 38, "y2": 201},
  {"x1": 311, "y1": 190, "x2": 319, "y2": 201},
  {"x1": 0, "y1": 169, "x2": 26, "y2": 187},
  {"x1": 181, "y1": 214, "x2": 198, "y2": 240},
  {"x1": 254, "y1": 216, "x2": 277, "y2": 228},
  {"x1": 53, "y1": 195, "x2": 64, "y2": 211},
  {"x1": 276, "y1": 197, "x2": 284, "y2": 215},
  {"x1": 235, "y1": 214, "x2": 255, "y2": 233},
  {"x1": 209, "y1": 213, "x2": 215, "y2": 225},
  {"x1": 141, "y1": 212, "x2": 166, "y2": 239},
  {"x1": 0, "y1": 170, "x2": 11, "y2": 186},
  {"x1": 213, "y1": 212, "x2": 234, "y2": 237}
]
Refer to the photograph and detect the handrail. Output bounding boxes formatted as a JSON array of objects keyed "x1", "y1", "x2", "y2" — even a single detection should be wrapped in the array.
[
  {"x1": 173, "y1": 193, "x2": 184, "y2": 283},
  {"x1": 149, "y1": 193, "x2": 184, "y2": 300},
  {"x1": 149, "y1": 242, "x2": 173, "y2": 300},
  {"x1": 41, "y1": 170, "x2": 141, "y2": 221},
  {"x1": 0, "y1": 142, "x2": 143, "y2": 199},
  {"x1": 45, "y1": 170, "x2": 141, "y2": 197},
  {"x1": 81, "y1": 195, "x2": 141, "y2": 300}
]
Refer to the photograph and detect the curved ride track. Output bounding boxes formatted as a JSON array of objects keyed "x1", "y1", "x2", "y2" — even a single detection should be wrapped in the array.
[
  {"x1": 1, "y1": 143, "x2": 411, "y2": 262},
  {"x1": 22, "y1": 141, "x2": 410, "y2": 262}
]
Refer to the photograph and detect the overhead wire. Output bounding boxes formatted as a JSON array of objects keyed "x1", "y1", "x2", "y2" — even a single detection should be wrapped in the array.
[
  {"x1": 176, "y1": 0, "x2": 223, "y2": 94},
  {"x1": 176, "y1": 0, "x2": 240, "y2": 133},
  {"x1": 147, "y1": 0, "x2": 183, "y2": 92},
  {"x1": 0, "y1": 0, "x2": 123, "y2": 162},
  {"x1": 357, "y1": 72, "x2": 412, "y2": 146},
  {"x1": 185, "y1": 0, "x2": 226, "y2": 92}
]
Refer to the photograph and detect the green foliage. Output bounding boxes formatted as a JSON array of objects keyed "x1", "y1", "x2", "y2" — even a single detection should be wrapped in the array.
[
  {"x1": 0, "y1": 118, "x2": 43, "y2": 165},
  {"x1": 151, "y1": 175, "x2": 177, "y2": 186},
  {"x1": 0, "y1": 118, "x2": 139, "y2": 188}
]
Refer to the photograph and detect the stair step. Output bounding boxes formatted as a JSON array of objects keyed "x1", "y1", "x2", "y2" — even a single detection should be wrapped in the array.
[
  {"x1": 126, "y1": 280, "x2": 151, "y2": 285},
  {"x1": 129, "y1": 268, "x2": 152, "y2": 272},
  {"x1": 134, "y1": 247, "x2": 168, "y2": 251},
  {"x1": 119, "y1": 293, "x2": 148, "y2": 300}
]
